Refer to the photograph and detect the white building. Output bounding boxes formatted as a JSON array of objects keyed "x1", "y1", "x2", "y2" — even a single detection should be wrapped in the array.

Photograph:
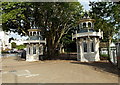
[
  {"x1": 72, "y1": 13, "x2": 103, "y2": 62},
  {"x1": 100, "y1": 42, "x2": 116, "y2": 55},
  {"x1": 24, "y1": 28, "x2": 46, "y2": 61},
  {"x1": 0, "y1": 26, "x2": 11, "y2": 50}
]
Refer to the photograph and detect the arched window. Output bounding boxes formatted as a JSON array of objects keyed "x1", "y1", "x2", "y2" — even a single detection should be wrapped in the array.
[
  {"x1": 91, "y1": 42, "x2": 94, "y2": 52},
  {"x1": 83, "y1": 23, "x2": 86, "y2": 28},
  {"x1": 29, "y1": 47, "x2": 30, "y2": 54},
  {"x1": 33, "y1": 32, "x2": 36, "y2": 36},
  {"x1": 83, "y1": 42, "x2": 87, "y2": 52},
  {"x1": 88, "y1": 22, "x2": 91, "y2": 27},
  {"x1": 39, "y1": 47, "x2": 41, "y2": 54},
  {"x1": 33, "y1": 46, "x2": 36, "y2": 54}
]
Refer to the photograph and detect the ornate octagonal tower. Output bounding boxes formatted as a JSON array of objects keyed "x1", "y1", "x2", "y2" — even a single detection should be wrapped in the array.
[
  {"x1": 24, "y1": 28, "x2": 46, "y2": 61},
  {"x1": 72, "y1": 13, "x2": 103, "y2": 62}
]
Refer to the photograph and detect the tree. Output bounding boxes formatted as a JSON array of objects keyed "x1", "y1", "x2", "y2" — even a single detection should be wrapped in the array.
[
  {"x1": 16, "y1": 45, "x2": 26, "y2": 50},
  {"x1": 9, "y1": 37, "x2": 14, "y2": 43},
  {"x1": 11, "y1": 42, "x2": 17, "y2": 48},
  {"x1": 60, "y1": 28, "x2": 77, "y2": 52},
  {"x1": 2, "y1": 2, "x2": 83, "y2": 58},
  {"x1": 89, "y1": 2, "x2": 120, "y2": 62}
]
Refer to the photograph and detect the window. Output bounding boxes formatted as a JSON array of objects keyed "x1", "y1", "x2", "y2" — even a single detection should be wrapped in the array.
[
  {"x1": 88, "y1": 22, "x2": 91, "y2": 27},
  {"x1": 29, "y1": 47, "x2": 30, "y2": 54},
  {"x1": 33, "y1": 32, "x2": 36, "y2": 36},
  {"x1": 91, "y1": 42, "x2": 94, "y2": 52},
  {"x1": 83, "y1": 42, "x2": 87, "y2": 52},
  {"x1": 39, "y1": 47, "x2": 41, "y2": 54},
  {"x1": 83, "y1": 23, "x2": 86, "y2": 28},
  {"x1": 33, "y1": 46, "x2": 36, "y2": 54}
]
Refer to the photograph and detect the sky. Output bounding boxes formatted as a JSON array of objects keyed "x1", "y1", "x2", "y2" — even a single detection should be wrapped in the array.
[
  {"x1": 79, "y1": 0, "x2": 93, "y2": 11},
  {"x1": 9, "y1": 0, "x2": 97, "y2": 39},
  {"x1": 79, "y1": 0, "x2": 101, "y2": 11}
]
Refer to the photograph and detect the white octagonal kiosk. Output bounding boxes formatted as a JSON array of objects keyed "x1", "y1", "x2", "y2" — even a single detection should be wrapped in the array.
[
  {"x1": 24, "y1": 28, "x2": 46, "y2": 61},
  {"x1": 72, "y1": 13, "x2": 103, "y2": 62}
]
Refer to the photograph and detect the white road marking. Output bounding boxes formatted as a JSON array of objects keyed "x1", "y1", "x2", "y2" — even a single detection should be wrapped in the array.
[
  {"x1": 2, "y1": 72, "x2": 8, "y2": 74},
  {"x1": 26, "y1": 74, "x2": 39, "y2": 77},
  {"x1": 2, "y1": 70, "x2": 39, "y2": 77}
]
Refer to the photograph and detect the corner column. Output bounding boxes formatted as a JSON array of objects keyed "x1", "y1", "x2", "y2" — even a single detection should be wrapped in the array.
[
  {"x1": 80, "y1": 39, "x2": 85, "y2": 61},
  {"x1": 95, "y1": 38, "x2": 100, "y2": 61},
  {"x1": 76, "y1": 40, "x2": 80, "y2": 61},
  {"x1": 36, "y1": 44, "x2": 39, "y2": 60}
]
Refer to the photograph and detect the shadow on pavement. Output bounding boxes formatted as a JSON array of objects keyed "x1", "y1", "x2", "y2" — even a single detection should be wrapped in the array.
[{"x1": 70, "y1": 61, "x2": 119, "y2": 76}]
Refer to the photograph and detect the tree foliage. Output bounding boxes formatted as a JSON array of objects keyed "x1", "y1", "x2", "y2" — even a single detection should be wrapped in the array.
[
  {"x1": 89, "y1": 2, "x2": 120, "y2": 62},
  {"x1": 16, "y1": 44, "x2": 26, "y2": 50},
  {"x1": 2, "y1": 2, "x2": 83, "y2": 58},
  {"x1": 11, "y1": 42, "x2": 17, "y2": 48},
  {"x1": 89, "y1": 2, "x2": 120, "y2": 42}
]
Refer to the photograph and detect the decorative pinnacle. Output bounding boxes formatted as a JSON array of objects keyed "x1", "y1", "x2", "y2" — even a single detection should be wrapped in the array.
[{"x1": 83, "y1": 11, "x2": 90, "y2": 19}]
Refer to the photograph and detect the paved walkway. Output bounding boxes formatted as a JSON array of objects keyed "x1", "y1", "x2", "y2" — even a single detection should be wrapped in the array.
[{"x1": 1, "y1": 57, "x2": 119, "y2": 83}]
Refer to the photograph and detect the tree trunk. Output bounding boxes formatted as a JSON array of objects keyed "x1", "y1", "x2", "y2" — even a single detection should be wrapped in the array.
[
  {"x1": 46, "y1": 24, "x2": 67, "y2": 59},
  {"x1": 46, "y1": 36, "x2": 59, "y2": 59}
]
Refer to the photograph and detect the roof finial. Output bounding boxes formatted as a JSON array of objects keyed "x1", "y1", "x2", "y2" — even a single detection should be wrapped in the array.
[{"x1": 83, "y1": 11, "x2": 90, "y2": 19}]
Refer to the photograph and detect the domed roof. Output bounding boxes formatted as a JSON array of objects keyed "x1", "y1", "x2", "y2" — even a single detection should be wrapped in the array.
[
  {"x1": 79, "y1": 12, "x2": 95, "y2": 23},
  {"x1": 28, "y1": 29, "x2": 41, "y2": 32}
]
